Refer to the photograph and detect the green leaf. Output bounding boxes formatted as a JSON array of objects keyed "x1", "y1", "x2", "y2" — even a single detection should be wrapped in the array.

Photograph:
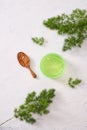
[
  {"x1": 14, "y1": 89, "x2": 55, "y2": 124},
  {"x1": 43, "y1": 9, "x2": 87, "y2": 51},
  {"x1": 32, "y1": 37, "x2": 45, "y2": 45},
  {"x1": 68, "y1": 77, "x2": 82, "y2": 88}
]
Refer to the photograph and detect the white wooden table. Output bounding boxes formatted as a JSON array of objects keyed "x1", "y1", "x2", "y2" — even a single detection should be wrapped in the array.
[{"x1": 0, "y1": 0, "x2": 87, "y2": 130}]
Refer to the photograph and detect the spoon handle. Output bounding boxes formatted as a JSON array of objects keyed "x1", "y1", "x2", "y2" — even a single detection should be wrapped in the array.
[{"x1": 28, "y1": 67, "x2": 37, "y2": 78}]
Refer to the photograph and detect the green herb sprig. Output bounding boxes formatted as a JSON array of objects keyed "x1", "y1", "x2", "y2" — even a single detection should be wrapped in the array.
[
  {"x1": 68, "y1": 77, "x2": 82, "y2": 88},
  {"x1": 14, "y1": 89, "x2": 55, "y2": 124},
  {"x1": 32, "y1": 37, "x2": 45, "y2": 45},
  {"x1": 43, "y1": 9, "x2": 87, "y2": 51}
]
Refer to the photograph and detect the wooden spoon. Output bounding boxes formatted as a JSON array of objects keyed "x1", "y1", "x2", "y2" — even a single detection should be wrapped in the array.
[{"x1": 17, "y1": 52, "x2": 37, "y2": 78}]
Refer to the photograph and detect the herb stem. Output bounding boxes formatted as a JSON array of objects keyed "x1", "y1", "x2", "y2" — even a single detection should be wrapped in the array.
[{"x1": 0, "y1": 117, "x2": 14, "y2": 126}]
